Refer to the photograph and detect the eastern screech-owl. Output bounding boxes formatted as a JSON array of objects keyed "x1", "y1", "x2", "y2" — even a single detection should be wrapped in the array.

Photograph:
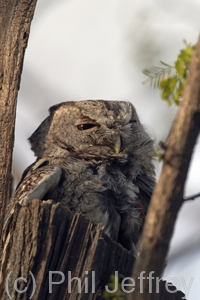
[{"x1": 7, "y1": 100, "x2": 155, "y2": 255}]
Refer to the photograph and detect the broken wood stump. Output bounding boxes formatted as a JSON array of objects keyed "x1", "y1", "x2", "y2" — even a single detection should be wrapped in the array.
[
  {"x1": 0, "y1": 199, "x2": 134, "y2": 299},
  {"x1": 0, "y1": 199, "x2": 186, "y2": 299}
]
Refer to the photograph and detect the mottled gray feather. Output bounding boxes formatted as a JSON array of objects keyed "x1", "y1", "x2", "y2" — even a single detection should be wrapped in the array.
[{"x1": 3, "y1": 100, "x2": 156, "y2": 256}]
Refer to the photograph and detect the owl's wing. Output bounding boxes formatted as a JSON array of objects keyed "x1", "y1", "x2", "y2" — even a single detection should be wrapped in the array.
[
  {"x1": 3, "y1": 160, "x2": 62, "y2": 243},
  {"x1": 14, "y1": 164, "x2": 62, "y2": 205},
  {"x1": 0, "y1": 161, "x2": 62, "y2": 284}
]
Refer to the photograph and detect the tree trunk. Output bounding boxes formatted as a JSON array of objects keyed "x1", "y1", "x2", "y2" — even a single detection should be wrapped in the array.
[
  {"x1": 0, "y1": 0, "x2": 38, "y2": 256},
  {"x1": 128, "y1": 37, "x2": 200, "y2": 300}
]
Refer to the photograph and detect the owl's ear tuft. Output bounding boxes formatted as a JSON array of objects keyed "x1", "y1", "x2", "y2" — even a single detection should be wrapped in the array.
[
  {"x1": 29, "y1": 103, "x2": 67, "y2": 158},
  {"x1": 49, "y1": 101, "x2": 75, "y2": 114},
  {"x1": 49, "y1": 102, "x2": 65, "y2": 114},
  {"x1": 28, "y1": 116, "x2": 52, "y2": 158}
]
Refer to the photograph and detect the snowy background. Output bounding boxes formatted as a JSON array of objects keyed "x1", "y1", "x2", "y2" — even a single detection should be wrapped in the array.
[{"x1": 13, "y1": 0, "x2": 200, "y2": 299}]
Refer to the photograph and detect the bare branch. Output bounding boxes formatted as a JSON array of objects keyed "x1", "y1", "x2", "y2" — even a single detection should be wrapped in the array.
[{"x1": 184, "y1": 192, "x2": 200, "y2": 201}]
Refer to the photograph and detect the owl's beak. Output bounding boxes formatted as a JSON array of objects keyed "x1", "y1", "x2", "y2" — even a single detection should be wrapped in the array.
[{"x1": 114, "y1": 135, "x2": 121, "y2": 154}]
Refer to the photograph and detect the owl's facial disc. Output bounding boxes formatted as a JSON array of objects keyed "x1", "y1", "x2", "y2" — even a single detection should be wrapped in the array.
[
  {"x1": 76, "y1": 121, "x2": 121, "y2": 153},
  {"x1": 47, "y1": 100, "x2": 138, "y2": 158}
]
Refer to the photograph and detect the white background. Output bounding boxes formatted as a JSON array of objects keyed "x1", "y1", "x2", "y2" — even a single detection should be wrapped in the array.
[{"x1": 13, "y1": 1, "x2": 200, "y2": 298}]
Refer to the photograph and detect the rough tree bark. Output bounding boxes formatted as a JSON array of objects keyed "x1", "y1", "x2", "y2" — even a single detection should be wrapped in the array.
[
  {"x1": 128, "y1": 38, "x2": 200, "y2": 300},
  {"x1": 0, "y1": 0, "x2": 38, "y2": 253},
  {"x1": 0, "y1": 199, "x2": 186, "y2": 300},
  {"x1": 0, "y1": 200, "x2": 135, "y2": 299}
]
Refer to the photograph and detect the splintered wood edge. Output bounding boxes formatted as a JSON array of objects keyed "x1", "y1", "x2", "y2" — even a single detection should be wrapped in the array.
[{"x1": 1, "y1": 199, "x2": 134, "y2": 299}]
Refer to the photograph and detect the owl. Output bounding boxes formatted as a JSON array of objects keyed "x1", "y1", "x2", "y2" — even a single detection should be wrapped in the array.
[{"x1": 4, "y1": 100, "x2": 155, "y2": 255}]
